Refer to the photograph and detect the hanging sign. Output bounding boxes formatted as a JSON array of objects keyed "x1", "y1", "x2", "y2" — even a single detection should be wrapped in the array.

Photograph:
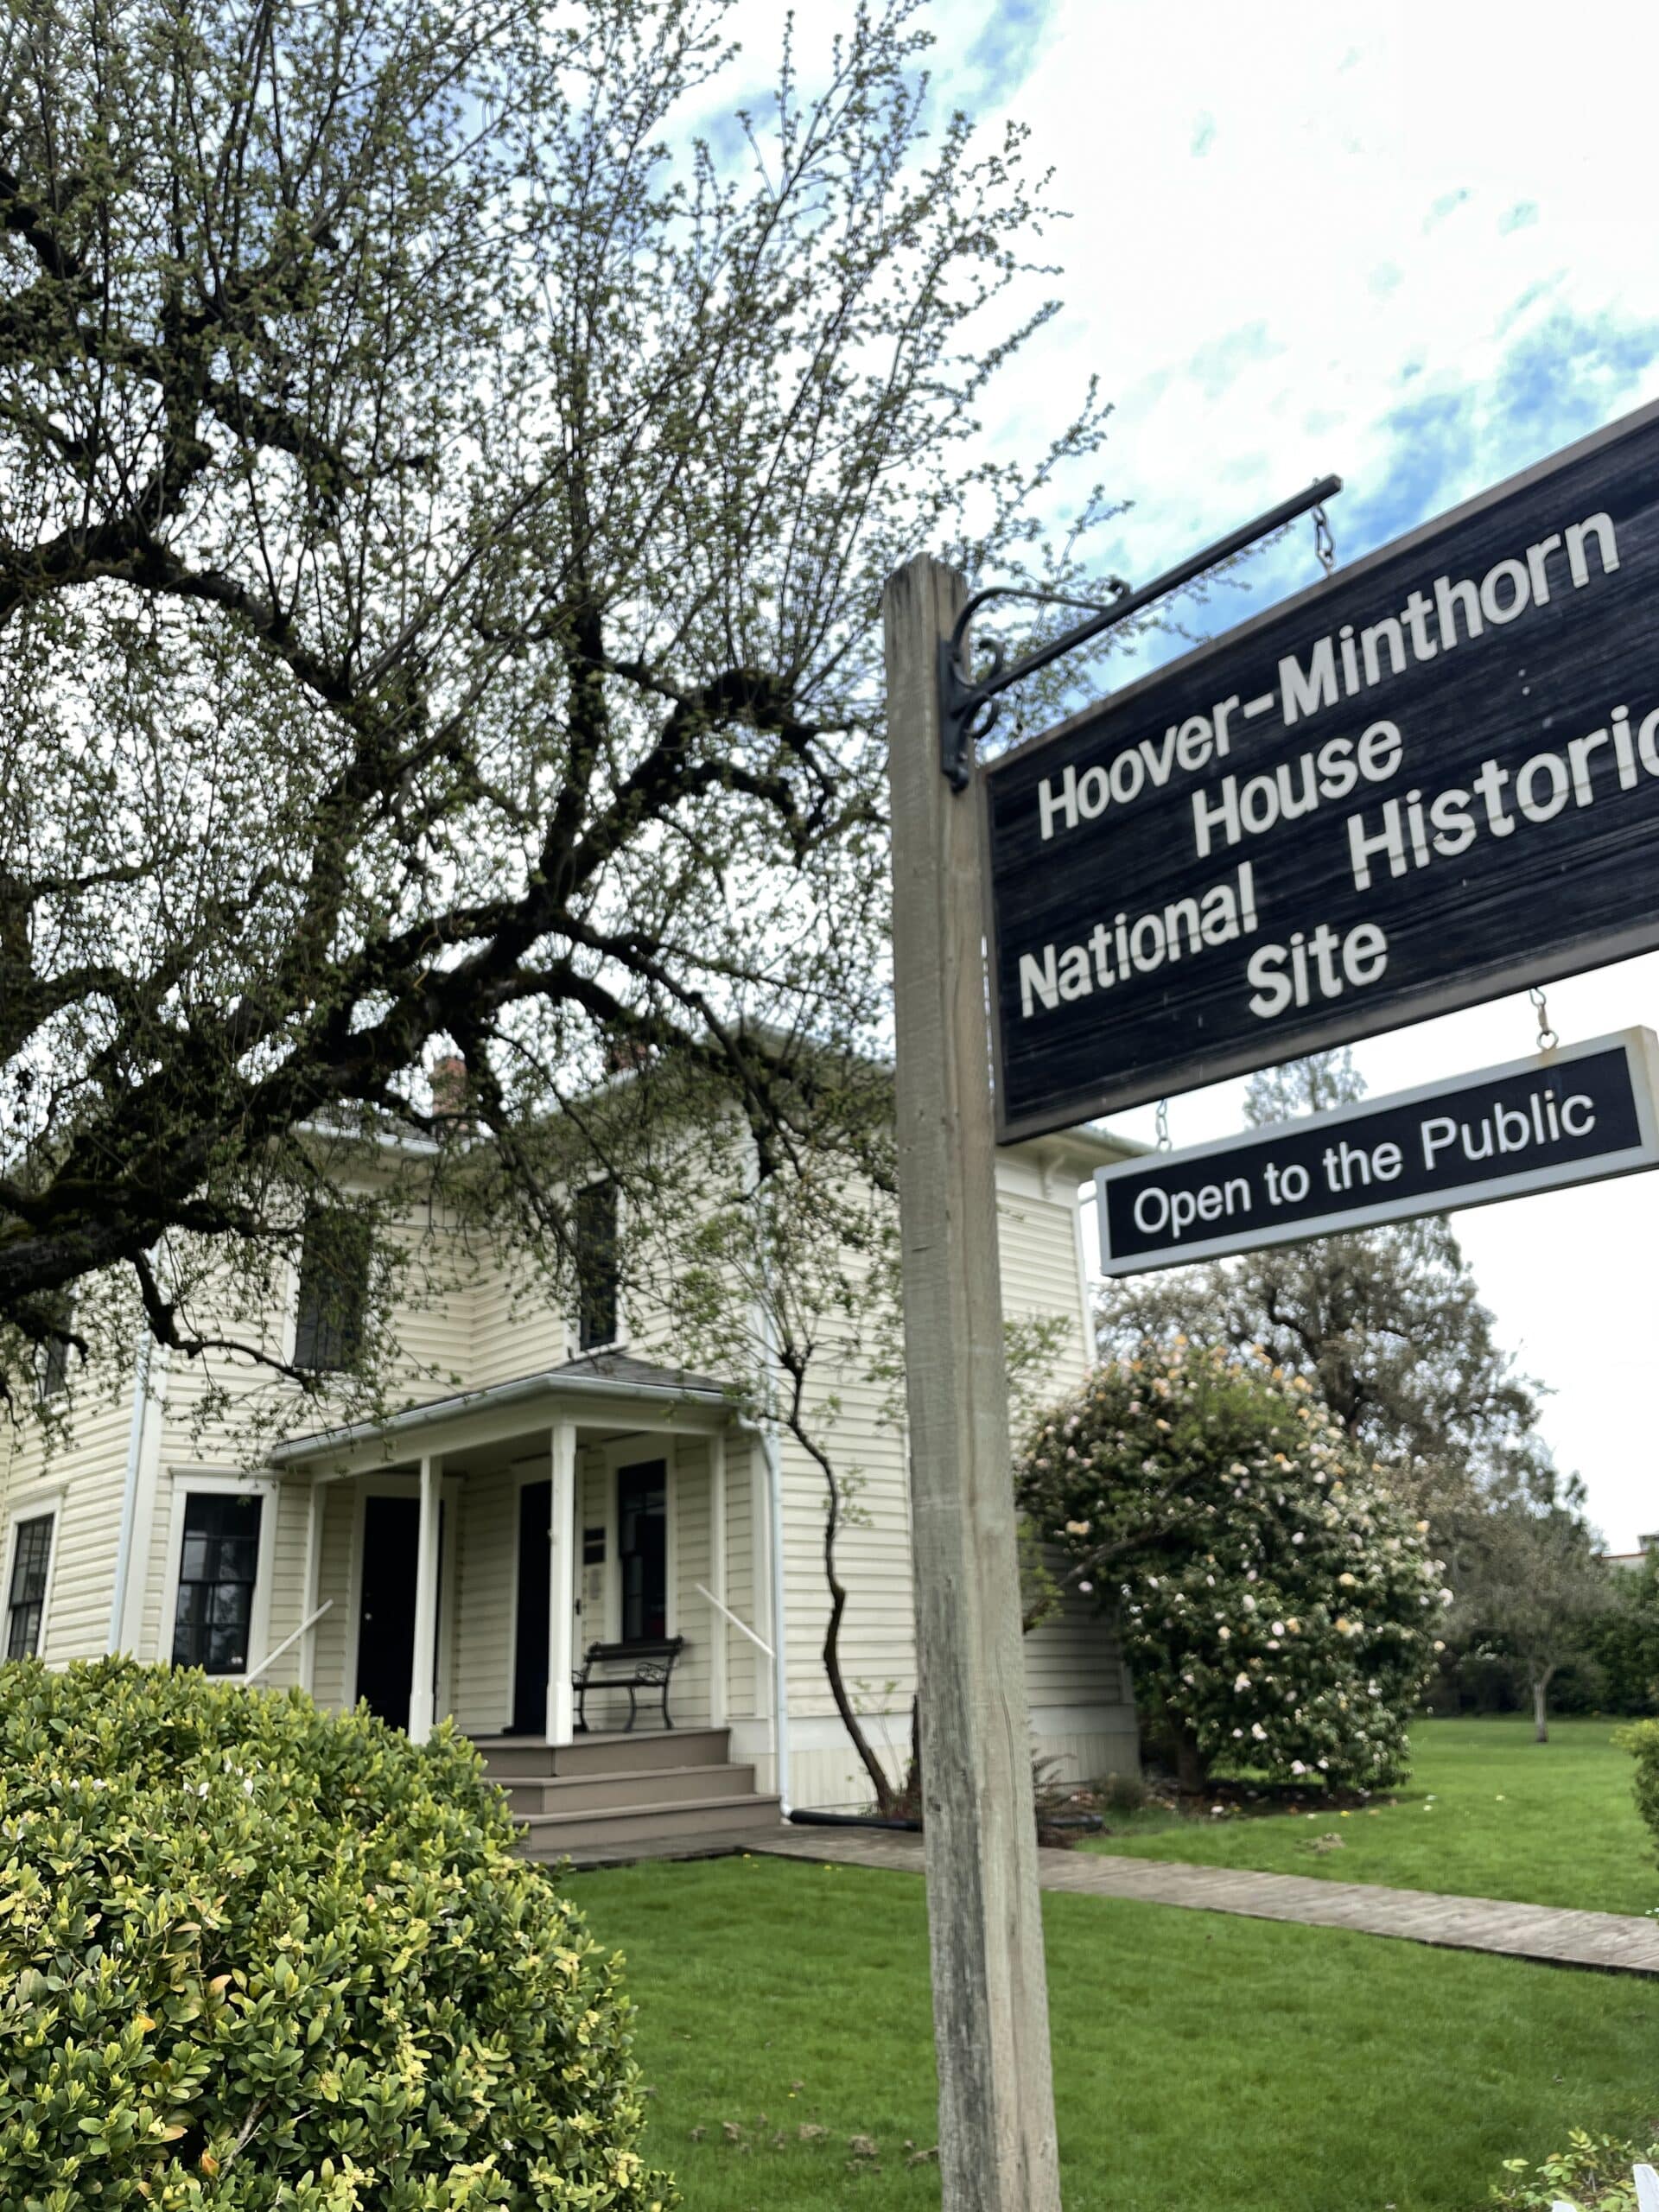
[
  {"x1": 1094, "y1": 1029, "x2": 1659, "y2": 1275},
  {"x1": 985, "y1": 397, "x2": 1659, "y2": 1141}
]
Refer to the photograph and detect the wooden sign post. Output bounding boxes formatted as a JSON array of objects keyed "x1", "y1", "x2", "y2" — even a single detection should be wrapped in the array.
[{"x1": 884, "y1": 554, "x2": 1063, "y2": 2212}]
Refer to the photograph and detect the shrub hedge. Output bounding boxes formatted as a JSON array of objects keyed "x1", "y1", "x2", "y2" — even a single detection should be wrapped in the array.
[
  {"x1": 1621, "y1": 1717, "x2": 1659, "y2": 1862},
  {"x1": 0, "y1": 1658, "x2": 676, "y2": 2210}
]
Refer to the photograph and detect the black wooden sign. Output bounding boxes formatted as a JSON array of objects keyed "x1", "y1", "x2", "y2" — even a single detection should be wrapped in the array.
[
  {"x1": 985, "y1": 397, "x2": 1659, "y2": 1140},
  {"x1": 1095, "y1": 1030, "x2": 1659, "y2": 1275}
]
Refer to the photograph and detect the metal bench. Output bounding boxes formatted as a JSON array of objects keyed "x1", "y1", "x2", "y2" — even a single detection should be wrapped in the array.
[{"x1": 572, "y1": 1636, "x2": 686, "y2": 1732}]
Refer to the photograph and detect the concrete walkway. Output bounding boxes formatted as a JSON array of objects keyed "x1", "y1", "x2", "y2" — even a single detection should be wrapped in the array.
[{"x1": 751, "y1": 1827, "x2": 1659, "y2": 1977}]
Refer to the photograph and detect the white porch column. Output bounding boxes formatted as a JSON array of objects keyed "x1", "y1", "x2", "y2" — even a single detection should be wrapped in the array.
[
  {"x1": 299, "y1": 1478, "x2": 323, "y2": 1695},
  {"x1": 709, "y1": 1430, "x2": 728, "y2": 1727},
  {"x1": 545, "y1": 1422, "x2": 577, "y2": 1745},
  {"x1": 408, "y1": 1455, "x2": 442, "y2": 1744}
]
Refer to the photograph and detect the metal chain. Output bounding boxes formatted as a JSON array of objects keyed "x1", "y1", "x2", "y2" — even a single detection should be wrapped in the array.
[
  {"x1": 1155, "y1": 1097, "x2": 1172, "y2": 1151},
  {"x1": 1529, "y1": 985, "x2": 1559, "y2": 1052},
  {"x1": 1313, "y1": 503, "x2": 1337, "y2": 576}
]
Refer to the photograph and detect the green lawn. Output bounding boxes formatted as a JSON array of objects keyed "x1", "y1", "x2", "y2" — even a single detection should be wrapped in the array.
[
  {"x1": 572, "y1": 1852, "x2": 1659, "y2": 2212},
  {"x1": 1081, "y1": 1715, "x2": 1658, "y2": 1915}
]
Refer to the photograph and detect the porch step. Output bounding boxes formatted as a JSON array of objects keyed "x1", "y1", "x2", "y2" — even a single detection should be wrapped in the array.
[
  {"x1": 474, "y1": 1726, "x2": 732, "y2": 1781},
  {"x1": 501, "y1": 1762, "x2": 759, "y2": 1816},
  {"x1": 513, "y1": 1789, "x2": 784, "y2": 1860}
]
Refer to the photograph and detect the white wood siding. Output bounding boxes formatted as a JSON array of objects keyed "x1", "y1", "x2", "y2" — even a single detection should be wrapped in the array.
[
  {"x1": 451, "y1": 1464, "x2": 518, "y2": 1734},
  {"x1": 309, "y1": 1483, "x2": 356, "y2": 1709},
  {"x1": 0, "y1": 1365, "x2": 132, "y2": 1665},
  {"x1": 669, "y1": 1440, "x2": 711, "y2": 1728}
]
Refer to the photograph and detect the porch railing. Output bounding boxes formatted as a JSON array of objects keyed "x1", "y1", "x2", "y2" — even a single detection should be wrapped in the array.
[
  {"x1": 244, "y1": 1599, "x2": 334, "y2": 1685},
  {"x1": 695, "y1": 1582, "x2": 772, "y2": 1658}
]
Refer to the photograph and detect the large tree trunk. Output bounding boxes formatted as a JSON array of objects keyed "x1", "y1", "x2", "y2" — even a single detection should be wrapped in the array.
[
  {"x1": 1174, "y1": 1721, "x2": 1207, "y2": 1796},
  {"x1": 1532, "y1": 1669, "x2": 1555, "y2": 1743}
]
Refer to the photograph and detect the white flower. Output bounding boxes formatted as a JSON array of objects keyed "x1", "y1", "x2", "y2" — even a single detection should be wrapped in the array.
[
  {"x1": 1233, "y1": 1672, "x2": 1251, "y2": 1694},
  {"x1": 1250, "y1": 1722, "x2": 1267, "y2": 1740},
  {"x1": 1242, "y1": 1594, "x2": 1257, "y2": 1611},
  {"x1": 1271, "y1": 1621, "x2": 1286, "y2": 1637},
  {"x1": 1290, "y1": 1759, "x2": 1306, "y2": 1776},
  {"x1": 1291, "y1": 1531, "x2": 1305, "y2": 1545},
  {"x1": 1078, "y1": 1580, "x2": 1093, "y2": 1595},
  {"x1": 242, "y1": 1777, "x2": 255, "y2": 1796},
  {"x1": 1217, "y1": 1625, "x2": 1230, "y2": 1641}
]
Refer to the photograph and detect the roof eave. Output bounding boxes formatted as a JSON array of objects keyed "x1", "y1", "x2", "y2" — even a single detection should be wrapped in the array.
[{"x1": 270, "y1": 1363, "x2": 743, "y2": 1469}]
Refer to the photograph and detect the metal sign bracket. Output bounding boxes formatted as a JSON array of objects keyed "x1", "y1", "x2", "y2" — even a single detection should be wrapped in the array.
[{"x1": 938, "y1": 475, "x2": 1341, "y2": 790}]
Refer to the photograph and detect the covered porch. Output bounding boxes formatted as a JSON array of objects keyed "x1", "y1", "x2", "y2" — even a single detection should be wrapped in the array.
[{"x1": 267, "y1": 1356, "x2": 774, "y2": 1764}]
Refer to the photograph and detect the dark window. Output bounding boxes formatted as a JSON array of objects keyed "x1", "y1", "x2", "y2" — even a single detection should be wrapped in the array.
[
  {"x1": 575, "y1": 1180, "x2": 619, "y2": 1350},
  {"x1": 293, "y1": 1215, "x2": 372, "y2": 1373},
  {"x1": 6, "y1": 1515, "x2": 54, "y2": 1659},
  {"x1": 171, "y1": 1493, "x2": 264, "y2": 1675},
  {"x1": 36, "y1": 1299, "x2": 72, "y2": 1401},
  {"x1": 618, "y1": 1462, "x2": 667, "y2": 1643}
]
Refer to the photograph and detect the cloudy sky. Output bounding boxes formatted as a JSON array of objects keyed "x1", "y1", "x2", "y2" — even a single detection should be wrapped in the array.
[{"x1": 912, "y1": 1, "x2": 1659, "y2": 1545}]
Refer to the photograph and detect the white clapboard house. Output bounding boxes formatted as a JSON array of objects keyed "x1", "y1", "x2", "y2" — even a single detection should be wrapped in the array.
[{"x1": 0, "y1": 1115, "x2": 1139, "y2": 1857}]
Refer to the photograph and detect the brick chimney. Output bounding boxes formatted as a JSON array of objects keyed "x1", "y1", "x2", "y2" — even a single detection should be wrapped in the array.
[{"x1": 430, "y1": 1054, "x2": 471, "y2": 1128}]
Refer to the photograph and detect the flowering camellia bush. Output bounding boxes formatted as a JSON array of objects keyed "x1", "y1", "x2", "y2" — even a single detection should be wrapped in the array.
[
  {"x1": 0, "y1": 1658, "x2": 675, "y2": 2211},
  {"x1": 1016, "y1": 1339, "x2": 1446, "y2": 1791}
]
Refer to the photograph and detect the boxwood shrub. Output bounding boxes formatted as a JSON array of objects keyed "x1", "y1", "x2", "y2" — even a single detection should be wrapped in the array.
[{"x1": 0, "y1": 1658, "x2": 676, "y2": 2210}]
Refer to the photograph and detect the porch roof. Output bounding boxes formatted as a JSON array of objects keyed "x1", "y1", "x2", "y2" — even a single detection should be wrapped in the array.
[{"x1": 269, "y1": 1351, "x2": 740, "y2": 1475}]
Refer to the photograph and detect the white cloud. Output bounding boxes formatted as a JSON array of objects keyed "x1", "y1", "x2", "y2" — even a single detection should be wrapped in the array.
[{"x1": 970, "y1": 0, "x2": 1659, "y2": 586}]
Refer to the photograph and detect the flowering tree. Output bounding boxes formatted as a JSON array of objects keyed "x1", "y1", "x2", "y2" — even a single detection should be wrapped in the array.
[
  {"x1": 1016, "y1": 1339, "x2": 1446, "y2": 1792},
  {"x1": 0, "y1": 0, "x2": 1116, "y2": 1403}
]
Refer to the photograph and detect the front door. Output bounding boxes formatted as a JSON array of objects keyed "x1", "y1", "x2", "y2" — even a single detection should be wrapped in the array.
[
  {"x1": 512, "y1": 1478, "x2": 551, "y2": 1734},
  {"x1": 355, "y1": 1493, "x2": 440, "y2": 1732},
  {"x1": 618, "y1": 1459, "x2": 668, "y2": 1643}
]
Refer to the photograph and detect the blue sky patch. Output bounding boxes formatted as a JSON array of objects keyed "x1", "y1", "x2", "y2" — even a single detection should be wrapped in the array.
[
  {"x1": 1425, "y1": 187, "x2": 1471, "y2": 230},
  {"x1": 1185, "y1": 320, "x2": 1284, "y2": 402},
  {"x1": 959, "y1": 0, "x2": 1056, "y2": 111}
]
